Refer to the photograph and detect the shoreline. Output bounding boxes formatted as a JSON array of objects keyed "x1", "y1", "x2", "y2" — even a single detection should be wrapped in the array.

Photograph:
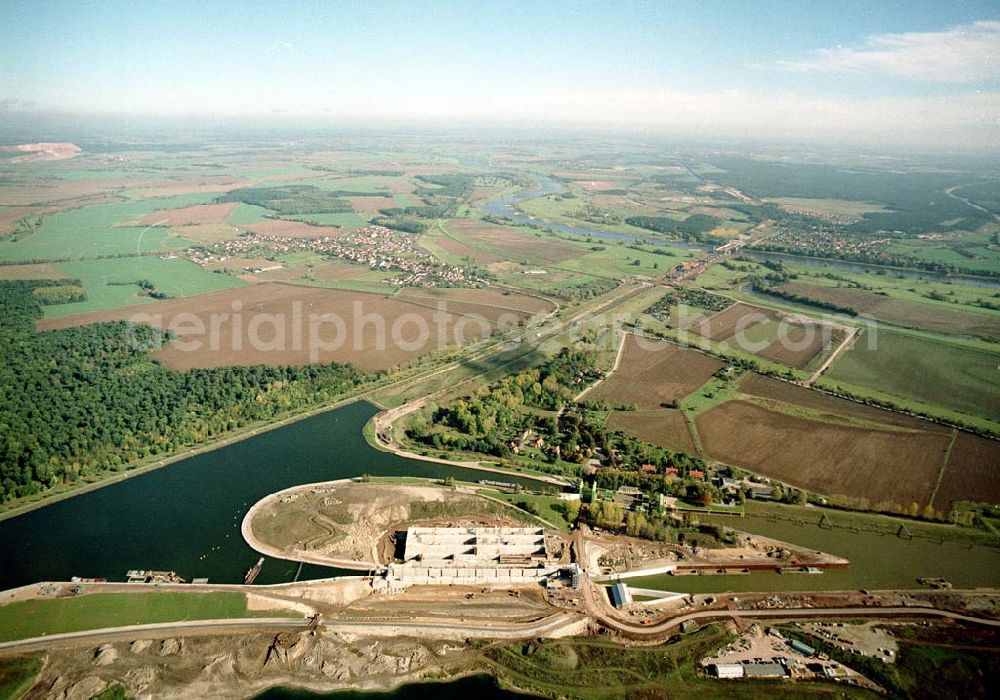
[
  {"x1": 240, "y1": 476, "x2": 564, "y2": 573},
  {"x1": 240, "y1": 479, "x2": 376, "y2": 572}
]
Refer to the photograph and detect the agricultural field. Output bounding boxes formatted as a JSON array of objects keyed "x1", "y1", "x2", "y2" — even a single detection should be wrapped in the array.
[
  {"x1": 885, "y1": 229, "x2": 1000, "y2": 275},
  {"x1": 777, "y1": 280, "x2": 1000, "y2": 341},
  {"x1": 756, "y1": 322, "x2": 840, "y2": 368},
  {"x1": 694, "y1": 302, "x2": 770, "y2": 341},
  {"x1": 767, "y1": 196, "x2": 887, "y2": 217},
  {"x1": 0, "y1": 193, "x2": 216, "y2": 262},
  {"x1": 555, "y1": 244, "x2": 686, "y2": 280},
  {"x1": 680, "y1": 300, "x2": 841, "y2": 369},
  {"x1": 695, "y1": 398, "x2": 950, "y2": 510},
  {"x1": 932, "y1": 432, "x2": 1000, "y2": 513},
  {"x1": 393, "y1": 286, "x2": 556, "y2": 320},
  {"x1": 739, "y1": 374, "x2": 949, "y2": 432},
  {"x1": 824, "y1": 329, "x2": 1000, "y2": 422},
  {"x1": 682, "y1": 373, "x2": 1000, "y2": 511},
  {"x1": 38, "y1": 282, "x2": 537, "y2": 372},
  {"x1": 136, "y1": 201, "x2": 238, "y2": 227},
  {"x1": 605, "y1": 408, "x2": 696, "y2": 453},
  {"x1": 421, "y1": 229, "x2": 508, "y2": 266},
  {"x1": 587, "y1": 334, "x2": 724, "y2": 409},
  {"x1": 237, "y1": 218, "x2": 347, "y2": 238},
  {"x1": 444, "y1": 217, "x2": 583, "y2": 265},
  {"x1": 722, "y1": 310, "x2": 839, "y2": 369},
  {"x1": 0, "y1": 262, "x2": 67, "y2": 280},
  {"x1": 41, "y1": 256, "x2": 245, "y2": 318}
]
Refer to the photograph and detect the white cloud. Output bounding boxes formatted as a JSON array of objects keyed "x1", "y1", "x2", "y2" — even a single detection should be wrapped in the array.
[{"x1": 773, "y1": 20, "x2": 1000, "y2": 83}]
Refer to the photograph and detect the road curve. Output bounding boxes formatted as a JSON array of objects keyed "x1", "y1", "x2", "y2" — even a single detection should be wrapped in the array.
[{"x1": 597, "y1": 602, "x2": 1000, "y2": 638}]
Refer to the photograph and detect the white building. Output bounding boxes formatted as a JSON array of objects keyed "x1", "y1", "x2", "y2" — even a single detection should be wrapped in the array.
[{"x1": 711, "y1": 663, "x2": 745, "y2": 679}]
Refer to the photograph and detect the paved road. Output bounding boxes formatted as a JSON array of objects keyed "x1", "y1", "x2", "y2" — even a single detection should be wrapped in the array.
[{"x1": 0, "y1": 611, "x2": 583, "y2": 655}]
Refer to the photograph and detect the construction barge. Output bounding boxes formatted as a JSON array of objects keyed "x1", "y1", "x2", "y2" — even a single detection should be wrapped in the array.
[
  {"x1": 670, "y1": 564, "x2": 827, "y2": 576},
  {"x1": 126, "y1": 570, "x2": 186, "y2": 584},
  {"x1": 245, "y1": 557, "x2": 265, "y2": 585}
]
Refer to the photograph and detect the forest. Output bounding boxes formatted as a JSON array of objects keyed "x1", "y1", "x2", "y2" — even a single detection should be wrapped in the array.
[
  {"x1": 625, "y1": 214, "x2": 721, "y2": 242},
  {"x1": 0, "y1": 280, "x2": 369, "y2": 502},
  {"x1": 217, "y1": 185, "x2": 375, "y2": 215}
]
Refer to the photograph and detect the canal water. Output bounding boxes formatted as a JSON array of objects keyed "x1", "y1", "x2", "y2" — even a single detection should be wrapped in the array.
[
  {"x1": 0, "y1": 401, "x2": 540, "y2": 590},
  {"x1": 625, "y1": 512, "x2": 1000, "y2": 594}
]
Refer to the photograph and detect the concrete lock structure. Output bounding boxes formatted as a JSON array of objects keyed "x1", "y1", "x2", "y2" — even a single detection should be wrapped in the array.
[
  {"x1": 403, "y1": 526, "x2": 548, "y2": 566},
  {"x1": 382, "y1": 526, "x2": 559, "y2": 586}
]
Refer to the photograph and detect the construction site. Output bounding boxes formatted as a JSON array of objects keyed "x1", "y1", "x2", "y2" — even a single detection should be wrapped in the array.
[{"x1": 384, "y1": 526, "x2": 558, "y2": 585}]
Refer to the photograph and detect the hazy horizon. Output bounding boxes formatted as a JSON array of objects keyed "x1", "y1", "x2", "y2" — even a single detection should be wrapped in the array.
[{"x1": 2, "y1": 0, "x2": 999, "y2": 150}]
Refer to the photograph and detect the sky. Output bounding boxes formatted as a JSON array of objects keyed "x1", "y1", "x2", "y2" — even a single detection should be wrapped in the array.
[{"x1": 1, "y1": 0, "x2": 999, "y2": 148}]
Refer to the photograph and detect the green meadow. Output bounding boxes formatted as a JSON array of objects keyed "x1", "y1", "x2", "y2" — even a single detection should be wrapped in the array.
[
  {"x1": 44, "y1": 257, "x2": 244, "y2": 317},
  {"x1": 0, "y1": 592, "x2": 298, "y2": 643},
  {"x1": 0, "y1": 194, "x2": 215, "y2": 262},
  {"x1": 825, "y1": 329, "x2": 1000, "y2": 422}
]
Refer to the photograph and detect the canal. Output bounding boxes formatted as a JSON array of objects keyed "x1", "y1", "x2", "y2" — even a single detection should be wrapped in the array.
[
  {"x1": 0, "y1": 401, "x2": 542, "y2": 590},
  {"x1": 625, "y1": 511, "x2": 1000, "y2": 594}
]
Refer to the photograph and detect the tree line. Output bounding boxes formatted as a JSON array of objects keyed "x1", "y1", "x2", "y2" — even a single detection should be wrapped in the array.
[{"x1": 0, "y1": 280, "x2": 369, "y2": 502}]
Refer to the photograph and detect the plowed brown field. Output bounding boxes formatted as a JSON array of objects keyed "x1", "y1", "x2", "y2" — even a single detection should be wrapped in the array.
[
  {"x1": 587, "y1": 334, "x2": 724, "y2": 409},
  {"x1": 695, "y1": 400, "x2": 950, "y2": 508}
]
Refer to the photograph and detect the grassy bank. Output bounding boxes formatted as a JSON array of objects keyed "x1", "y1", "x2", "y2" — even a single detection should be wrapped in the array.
[{"x1": 0, "y1": 592, "x2": 298, "y2": 644}]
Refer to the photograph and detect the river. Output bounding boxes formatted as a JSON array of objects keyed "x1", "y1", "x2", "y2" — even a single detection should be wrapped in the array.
[
  {"x1": 0, "y1": 402, "x2": 542, "y2": 590},
  {"x1": 482, "y1": 175, "x2": 999, "y2": 288}
]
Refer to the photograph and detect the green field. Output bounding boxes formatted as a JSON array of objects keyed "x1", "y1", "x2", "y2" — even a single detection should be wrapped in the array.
[
  {"x1": 885, "y1": 229, "x2": 1000, "y2": 274},
  {"x1": 0, "y1": 194, "x2": 215, "y2": 262},
  {"x1": 825, "y1": 329, "x2": 1000, "y2": 421},
  {"x1": 0, "y1": 657, "x2": 43, "y2": 700},
  {"x1": 482, "y1": 490, "x2": 575, "y2": 530},
  {"x1": 284, "y1": 212, "x2": 369, "y2": 227},
  {"x1": 555, "y1": 244, "x2": 686, "y2": 279},
  {"x1": 0, "y1": 592, "x2": 299, "y2": 643},
  {"x1": 43, "y1": 257, "x2": 245, "y2": 317},
  {"x1": 228, "y1": 203, "x2": 274, "y2": 226}
]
